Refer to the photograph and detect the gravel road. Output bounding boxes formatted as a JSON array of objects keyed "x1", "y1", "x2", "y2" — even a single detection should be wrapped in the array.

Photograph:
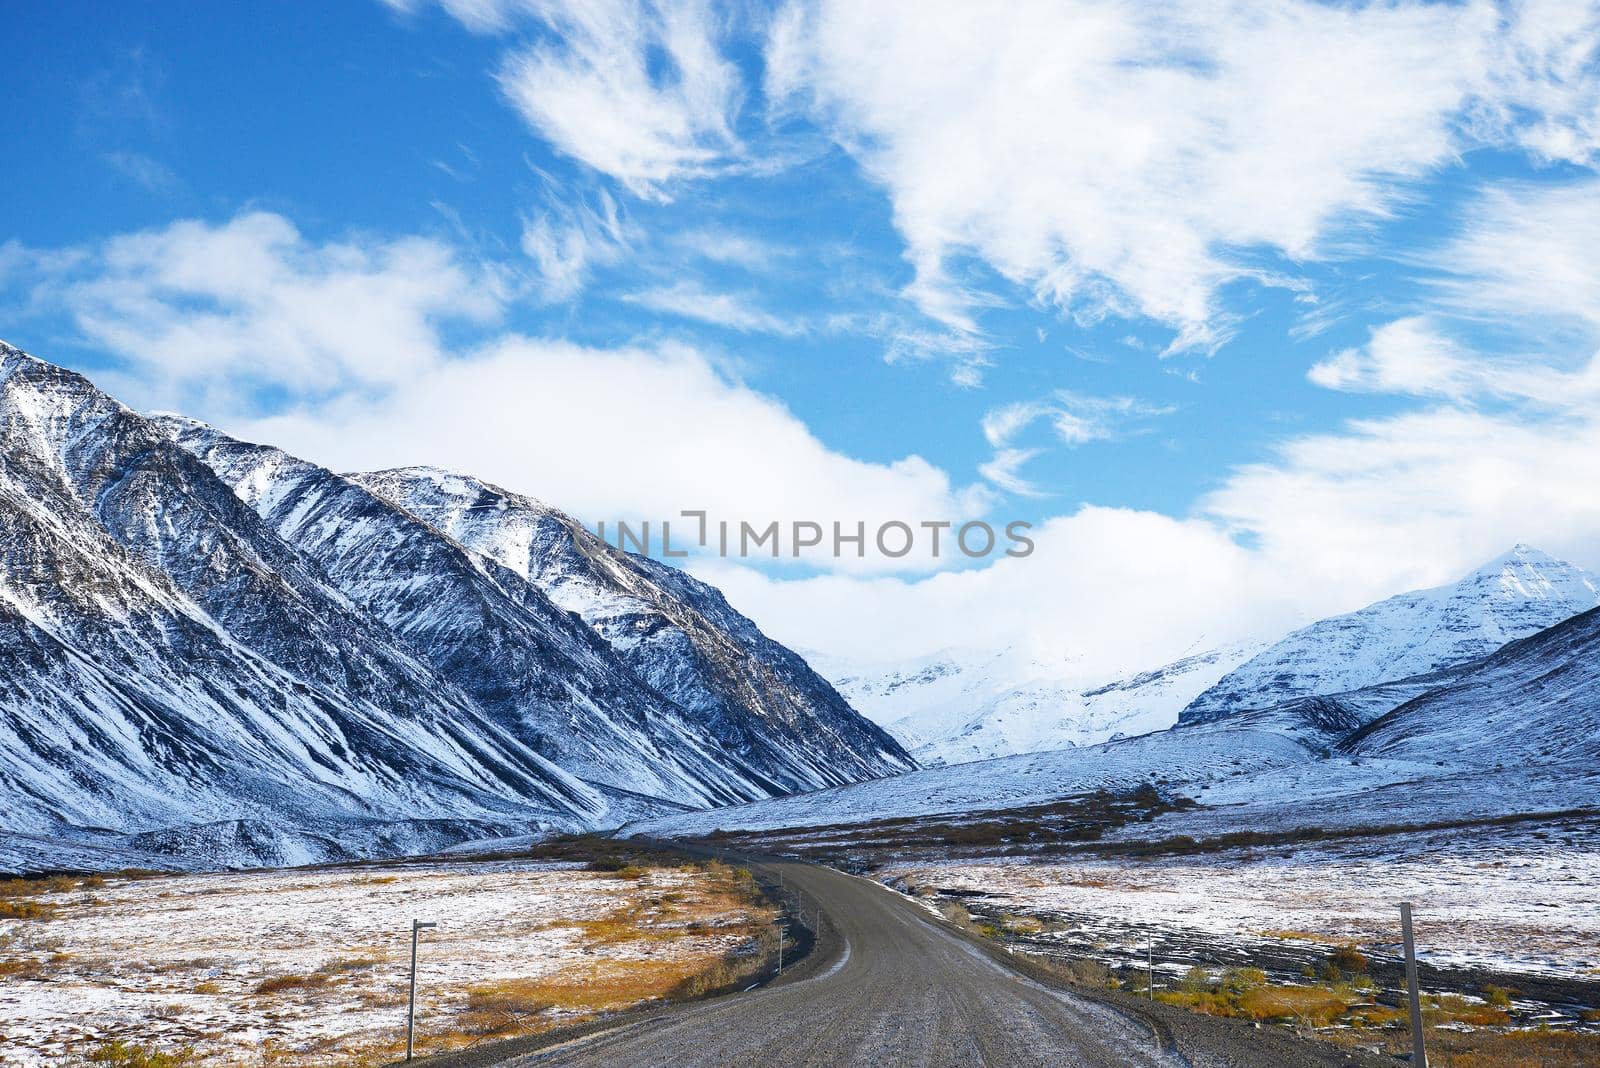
[{"x1": 417, "y1": 852, "x2": 1395, "y2": 1068}]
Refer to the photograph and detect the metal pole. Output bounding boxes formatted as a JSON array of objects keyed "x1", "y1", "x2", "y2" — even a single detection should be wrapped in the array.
[
  {"x1": 777, "y1": 918, "x2": 784, "y2": 976},
  {"x1": 1146, "y1": 936, "x2": 1154, "y2": 1000},
  {"x1": 407, "y1": 919, "x2": 437, "y2": 1062},
  {"x1": 1401, "y1": 903, "x2": 1428, "y2": 1067}
]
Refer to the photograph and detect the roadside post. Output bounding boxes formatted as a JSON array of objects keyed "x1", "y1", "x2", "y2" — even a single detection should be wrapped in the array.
[
  {"x1": 1146, "y1": 936, "x2": 1153, "y2": 1000},
  {"x1": 1401, "y1": 903, "x2": 1428, "y2": 1067},
  {"x1": 407, "y1": 919, "x2": 438, "y2": 1061}
]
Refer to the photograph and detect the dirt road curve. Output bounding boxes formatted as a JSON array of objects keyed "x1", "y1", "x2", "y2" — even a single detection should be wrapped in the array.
[{"x1": 421, "y1": 854, "x2": 1392, "y2": 1068}]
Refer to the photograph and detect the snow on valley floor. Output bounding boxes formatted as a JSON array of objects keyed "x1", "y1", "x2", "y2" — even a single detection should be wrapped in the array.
[
  {"x1": 0, "y1": 857, "x2": 773, "y2": 1065},
  {"x1": 882, "y1": 820, "x2": 1600, "y2": 982}
]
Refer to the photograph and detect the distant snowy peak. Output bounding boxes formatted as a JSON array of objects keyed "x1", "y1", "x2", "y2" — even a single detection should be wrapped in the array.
[
  {"x1": 826, "y1": 641, "x2": 1261, "y2": 767},
  {"x1": 1181, "y1": 545, "x2": 1600, "y2": 724}
]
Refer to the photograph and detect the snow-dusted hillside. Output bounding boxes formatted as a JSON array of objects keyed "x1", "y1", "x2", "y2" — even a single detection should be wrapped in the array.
[
  {"x1": 0, "y1": 342, "x2": 909, "y2": 870},
  {"x1": 1345, "y1": 604, "x2": 1600, "y2": 766},
  {"x1": 354, "y1": 466, "x2": 912, "y2": 793},
  {"x1": 1181, "y1": 545, "x2": 1598, "y2": 724},
  {"x1": 626, "y1": 718, "x2": 1319, "y2": 836},
  {"x1": 0, "y1": 343, "x2": 606, "y2": 858},
  {"x1": 825, "y1": 642, "x2": 1258, "y2": 766},
  {"x1": 155, "y1": 419, "x2": 803, "y2": 810}
]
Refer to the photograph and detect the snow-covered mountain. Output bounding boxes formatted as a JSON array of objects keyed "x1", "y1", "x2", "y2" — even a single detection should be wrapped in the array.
[
  {"x1": 633, "y1": 601, "x2": 1600, "y2": 840},
  {"x1": 1344, "y1": 603, "x2": 1600, "y2": 767},
  {"x1": 0, "y1": 342, "x2": 909, "y2": 869},
  {"x1": 0, "y1": 343, "x2": 604, "y2": 851},
  {"x1": 824, "y1": 642, "x2": 1259, "y2": 767},
  {"x1": 351, "y1": 466, "x2": 911, "y2": 792},
  {"x1": 155, "y1": 419, "x2": 792, "y2": 809},
  {"x1": 1181, "y1": 546, "x2": 1599, "y2": 725}
]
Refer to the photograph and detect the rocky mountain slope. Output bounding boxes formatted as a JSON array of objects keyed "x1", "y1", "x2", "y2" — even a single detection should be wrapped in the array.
[
  {"x1": 0, "y1": 342, "x2": 909, "y2": 870},
  {"x1": 155, "y1": 419, "x2": 787, "y2": 809},
  {"x1": 0, "y1": 344, "x2": 604, "y2": 853},
  {"x1": 1181, "y1": 545, "x2": 1598, "y2": 724},
  {"x1": 352, "y1": 466, "x2": 912, "y2": 793},
  {"x1": 1343, "y1": 603, "x2": 1600, "y2": 766}
]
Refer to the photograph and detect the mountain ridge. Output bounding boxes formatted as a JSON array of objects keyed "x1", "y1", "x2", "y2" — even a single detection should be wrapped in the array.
[
  {"x1": 1180, "y1": 544, "x2": 1599, "y2": 725},
  {"x1": 0, "y1": 341, "x2": 908, "y2": 870}
]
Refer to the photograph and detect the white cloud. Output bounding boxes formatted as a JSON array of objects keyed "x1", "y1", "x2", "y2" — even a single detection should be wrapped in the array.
[
  {"x1": 1425, "y1": 179, "x2": 1600, "y2": 334},
  {"x1": 1472, "y1": 0, "x2": 1600, "y2": 166},
  {"x1": 520, "y1": 189, "x2": 630, "y2": 302},
  {"x1": 487, "y1": 0, "x2": 743, "y2": 197},
  {"x1": 708, "y1": 380, "x2": 1600, "y2": 673},
  {"x1": 1308, "y1": 318, "x2": 1479, "y2": 399},
  {"x1": 765, "y1": 0, "x2": 1600, "y2": 351},
  {"x1": 696, "y1": 507, "x2": 1309, "y2": 675},
  {"x1": 622, "y1": 281, "x2": 801, "y2": 335},
  {"x1": 1203, "y1": 405, "x2": 1600, "y2": 601},
  {"x1": 40, "y1": 212, "x2": 506, "y2": 408},
  {"x1": 676, "y1": 227, "x2": 788, "y2": 269},
  {"x1": 1309, "y1": 317, "x2": 1600, "y2": 405},
  {"x1": 976, "y1": 448, "x2": 1045, "y2": 499},
  {"x1": 243, "y1": 336, "x2": 990, "y2": 570},
  {"x1": 7, "y1": 210, "x2": 993, "y2": 573},
  {"x1": 983, "y1": 391, "x2": 1173, "y2": 449}
]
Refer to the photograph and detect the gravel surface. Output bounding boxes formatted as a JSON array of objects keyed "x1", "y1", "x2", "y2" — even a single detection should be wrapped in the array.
[{"x1": 416, "y1": 851, "x2": 1396, "y2": 1068}]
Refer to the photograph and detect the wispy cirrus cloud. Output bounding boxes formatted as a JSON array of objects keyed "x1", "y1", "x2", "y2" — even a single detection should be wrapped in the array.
[
  {"x1": 976, "y1": 390, "x2": 1175, "y2": 496},
  {"x1": 983, "y1": 392, "x2": 1175, "y2": 450},
  {"x1": 395, "y1": 0, "x2": 745, "y2": 197},
  {"x1": 765, "y1": 0, "x2": 1600, "y2": 353},
  {"x1": 622, "y1": 280, "x2": 802, "y2": 335},
  {"x1": 1422, "y1": 178, "x2": 1600, "y2": 335},
  {"x1": 520, "y1": 187, "x2": 631, "y2": 302}
]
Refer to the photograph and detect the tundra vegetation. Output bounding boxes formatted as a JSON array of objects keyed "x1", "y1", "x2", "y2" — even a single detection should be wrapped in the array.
[{"x1": 0, "y1": 843, "x2": 780, "y2": 1066}]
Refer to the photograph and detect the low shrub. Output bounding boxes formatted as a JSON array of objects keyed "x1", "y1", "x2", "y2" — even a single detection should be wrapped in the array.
[
  {"x1": 254, "y1": 972, "x2": 331, "y2": 995},
  {"x1": 83, "y1": 1040, "x2": 196, "y2": 1067}
]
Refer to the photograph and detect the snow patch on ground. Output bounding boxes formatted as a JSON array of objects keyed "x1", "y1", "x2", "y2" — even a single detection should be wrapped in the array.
[
  {"x1": 883, "y1": 819, "x2": 1600, "y2": 980},
  {"x1": 0, "y1": 858, "x2": 766, "y2": 1065}
]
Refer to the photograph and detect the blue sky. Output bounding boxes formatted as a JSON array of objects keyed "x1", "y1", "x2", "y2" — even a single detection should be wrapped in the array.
[{"x1": 5, "y1": 1, "x2": 1600, "y2": 672}]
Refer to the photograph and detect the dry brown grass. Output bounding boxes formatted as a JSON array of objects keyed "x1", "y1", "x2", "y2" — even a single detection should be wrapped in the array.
[
  {"x1": 254, "y1": 972, "x2": 332, "y2": 995},
  {"x1": 1257, "y1": 928, "x2": 1342, "y2": 944},
  {"x1": 1440, "y1": 1029, "x2": 1600, "y2": 1067},
  {"x1": 1425, "y1": 992, "x2": 1511, "y2": 1027},
  {"x1": 1327, "y1": 1024, "x2": 1600, "y2": 1067},
  {"x1": 0, "y1": 956, "x2": 45, "y2": 980},
  {"x1": 316, "y1": 952, "x2": 387, "y2": 973},
  {"x1": 1234, "y1": 984, "x2": 1350, "y2": 1026},
  {"x1": 0, "y1": 898, "x2": 59, "y2": 920},
  {"x1": 431, "y1": 860, "x2": 778, "y2": 1048}
]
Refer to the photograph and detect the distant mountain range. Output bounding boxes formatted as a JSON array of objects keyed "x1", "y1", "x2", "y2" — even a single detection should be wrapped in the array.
[
  {"x1": 634, "y1": 565, "x2": 1600, "y2": 839},
  {"x1": 1180, "y1": 544, "x2": 1599, "y2": 724},
  {"x1": 827, "y1": 545, "x2": 1598, "y2": 766},
  {"x1": 824, "y1": 642, "x2": 1259, "y2": 766},
  {"x1": 0, "y1": 342, "x2": 909, "y2": 870}
]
